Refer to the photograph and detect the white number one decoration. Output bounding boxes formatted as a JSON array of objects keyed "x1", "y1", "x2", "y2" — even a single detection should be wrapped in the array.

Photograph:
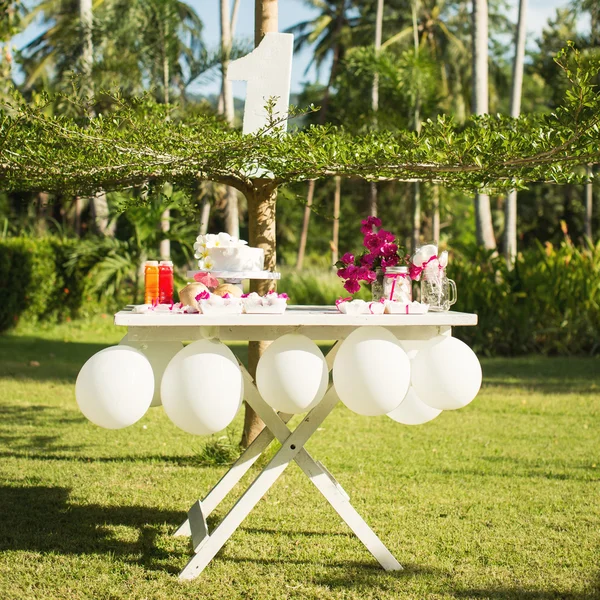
[{"x1": 228, "y1": 33, "x2": 294, "y2": 135}]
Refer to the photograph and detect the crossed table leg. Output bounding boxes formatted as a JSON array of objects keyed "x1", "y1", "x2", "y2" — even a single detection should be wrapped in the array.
[{"x1": 174, "y1": 343, "x2": 402, "y2": 580}]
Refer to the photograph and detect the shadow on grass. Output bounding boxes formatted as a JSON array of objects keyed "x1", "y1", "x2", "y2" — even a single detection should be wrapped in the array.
[
  {"x1": 0, "y1": 336, "x2": 110, "y2": 382},
  {"x1": 0, "y1": 335, "x2": 331, "y2": 383},
  {"x1": 481, "y1": 356, "x2": 600, "y2": 394},
  {"x1": 0, "y1": 484, "x2": 188, "y2": 573},
  {"x1": 0, "y1": 450, "x2": 221, "y2": 467},
  {"x1": 0, "y1": 483, "x2": 438, "y2": 589},
  {"x1": 450, "y1": 577, "x2": 600, "y2": 600}
]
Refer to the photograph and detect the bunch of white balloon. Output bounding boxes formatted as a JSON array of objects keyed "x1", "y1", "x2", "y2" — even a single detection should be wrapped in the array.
[
  {"x1": 331, "y1": 326, "x2": 482, "y2": 425},
  {"x1": 75, "y1": 327, "x2": 481, "y2": 434},
  {"x1": 76, "y1": 337, "x2": 244, "y2": 434}
]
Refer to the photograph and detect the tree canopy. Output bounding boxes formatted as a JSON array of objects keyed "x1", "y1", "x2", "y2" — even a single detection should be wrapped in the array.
[{"x1": 1, "y1": 45, "x2": 599, "y2": 199}]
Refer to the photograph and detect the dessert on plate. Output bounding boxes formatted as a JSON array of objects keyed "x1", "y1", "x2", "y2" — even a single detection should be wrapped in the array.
[{"x1": 241, "y1": 291, "x2": 288, "y2": 314}]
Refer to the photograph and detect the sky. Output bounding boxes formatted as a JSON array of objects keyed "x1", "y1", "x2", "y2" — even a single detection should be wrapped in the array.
[{"x1": 11, "y1": 0, "x2": 590, "y2": 98}]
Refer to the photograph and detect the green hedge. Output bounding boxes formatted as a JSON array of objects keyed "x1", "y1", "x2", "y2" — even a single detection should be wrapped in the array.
[
  {"x1": 0, "y1": 237, "x2": 88, "y2": 331},
  {"x1": 452, "y1": 240, "x2": 600, "y2": 356}
]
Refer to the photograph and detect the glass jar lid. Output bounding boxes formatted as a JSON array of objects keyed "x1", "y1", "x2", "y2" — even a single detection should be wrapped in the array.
[{"x1": 385, "y1": 266, "x2": 409, "y2": 274}]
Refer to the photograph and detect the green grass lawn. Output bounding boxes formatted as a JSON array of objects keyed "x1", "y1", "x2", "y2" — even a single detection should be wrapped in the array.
[{"x1": 0, "y1": 317, "x2": 599, "y2": 599}]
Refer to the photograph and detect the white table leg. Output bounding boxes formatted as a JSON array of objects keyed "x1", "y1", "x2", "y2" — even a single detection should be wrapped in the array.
[
  {"x1": 240, "y1": 368, "x2": 402, "y2": 573},
  {"x1": 173, "y1": 413, "x2": 293, "y2": 538},
  {"x1": 178, "y1": 387, "x2": 339, "y2": 580},
  {"x1": 177, "y1": 343, "x2": 402, "y2": 579}
]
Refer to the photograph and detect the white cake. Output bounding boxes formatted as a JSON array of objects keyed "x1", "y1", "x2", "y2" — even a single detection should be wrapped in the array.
[
  {"x1": 194, "y1": 233, "x2": 265, "y2": 272},
  {"x1": 207, "y1": 246, "x2": 265, "y2": 272}
]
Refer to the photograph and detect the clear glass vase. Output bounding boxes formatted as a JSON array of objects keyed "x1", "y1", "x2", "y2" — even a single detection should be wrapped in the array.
[{"x1": 371, "y1": 268, "x2": 385, "y2": 301}]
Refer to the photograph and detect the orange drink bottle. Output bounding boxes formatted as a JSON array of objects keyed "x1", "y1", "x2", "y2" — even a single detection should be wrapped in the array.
[{"x1": 144, "y1": 261, "x2": 159, "y2": 305}]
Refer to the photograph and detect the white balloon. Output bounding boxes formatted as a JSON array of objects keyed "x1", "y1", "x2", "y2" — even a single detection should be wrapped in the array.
[
  {"x1": 411, "y1": 336, "x2": 482, "y2": 410},
  {"x1": 387, "y1": 386, "x2": 442, "y2": 425},
  {"x1": 76, "y1": 346, "x2": 154, "y2": 429},
  {"x1": 119, "y1": 335, "x2": 183, "y2": 407},
  {"x1": 161, "y1": 339, "x2": 243, "y2": 435},
  {"x1": 256, "y1": 334, "x2": 328, "y2": 414},
  {"x1": 397, "y1": 339, "x2": 434, "y2": 360},
  {"x1": 333, "y1": 327, "x2": 411, "y2": 416}
]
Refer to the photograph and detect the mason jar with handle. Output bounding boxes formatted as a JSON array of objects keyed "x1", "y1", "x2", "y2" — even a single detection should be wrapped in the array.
[{"x1": 420, "y1": 273, "x2": 457, "y2": 311}]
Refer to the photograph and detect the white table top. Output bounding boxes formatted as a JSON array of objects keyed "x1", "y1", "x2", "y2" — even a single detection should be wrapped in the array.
[{"x1": 115, "y1": 306, "x2": 477, "y2": 328}]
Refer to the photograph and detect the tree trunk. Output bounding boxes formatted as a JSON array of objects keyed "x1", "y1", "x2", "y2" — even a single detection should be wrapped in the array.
[
  {"x1": 242, "y1": 1, "x2": 279, "y2": 449},
  {"x1": 369, "y1": 182, "x2": 378, "y2": 218},
  {"x1": 231, "y1": 0, "x2": 241, "y2": 36},
  {"x1": 162, "y1": 21, "x2": 170, "y2": 105},
  {"x1": 74, "y1": 196, "x2": 82, "y2": 236},
  {"x1": 224, "y1": 186, "x2": 240, "y2": 238},
  {"x1": 585, "y1": 165, "x2": 593, "y2": 241},
  {"x1": 199, "y1": 196, "x2": 211, "y2": 235},
  {"x1": 412, "y1": 182, "x2": 421, "y2": 252},
  {"x1": 92, "y1": 192, "x2": 115, "y2": 236},
  {"x1": 79, "y1": 0, "x2": 93, "y2": 93},
  {"x1": 432, "y1": 185, "x2": 440, "y2": 242},
  {"x1": 332, "y1": 176, "x2": 341, "y2": 265},
  {"x1": 220, "y1": 0, "x2": 235, "y2": 124},
  {"x1": 242, "y1": 181, "x2": 277, "y2": 448},
  {"x1": 369, "y1": 0, "x2": 383, "y2": 217},
  {"x1": 372, "y1": 0, "x2": 384, "y2": 112},
  {"x1": 160, "y1": 209, "x2": 170, "y2": 260},
  {"x1": 296, "y1": 7, "x2": 344, "y2": 268},
  {"x1": 36, "y1": 192, "x2": 49, "y2": 235},
  {"x1": 504, "y1": 0, "x2": 527, "y2": 265},
  {"x1": 220, "y1": 0, "x2": 239, "y2": 238},
  {"x1": 412, "y1": 0, "x2": 421, "y2": 251},
  {"x1": 296, "y1": 179, "x2": 315, "y2": 270},
  {"x1": 255, "y1": 0, "x2": 278, "y2": 42},
  {"x1": 472, "y1": 0, "x2": 496, "y2": 250}
]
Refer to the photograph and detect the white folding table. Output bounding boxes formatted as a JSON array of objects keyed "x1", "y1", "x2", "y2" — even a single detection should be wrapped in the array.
[{"x1": 114, "y1": 306, "x2": 477, "y2": 580}]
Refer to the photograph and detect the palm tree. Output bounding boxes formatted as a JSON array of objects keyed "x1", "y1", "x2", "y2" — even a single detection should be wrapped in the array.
[
  {"x1": 19, "y1": 0, "x2": 206, "y2": 100},
  {"x1": 472, "y1": 0, "x2": 496, "y2": 249},
  {"x1": 380, "y1": 0, "x2": 472, "y2": 246},
  {"x1": 290, "y1": 0, "x2": 360, "y2": 269},
  {"x1": 220, "y1": 0, "x2": 240, "y2": 239},
  {"x1": 368, "y1": 0, "x2": 384, "y2": 219},
  {"x1": 504, "y1": 0, "x2": 527, "y2": 265}
]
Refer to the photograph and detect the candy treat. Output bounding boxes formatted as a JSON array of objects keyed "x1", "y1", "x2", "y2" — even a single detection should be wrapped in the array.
[
  {"x1": 384, "y1": 300, "x2": 429, "y2": 315},
  {"x1": 214, "y1": 283, "x2": 243, "y2": 298},
  {"x1": 196, "y1": 291, "x2": 243, "y2": 315},
  {"x1": 179, "y1": 282, "x2": 208, "y2": 311},
  {"x1": 335, "y1": 298, "x2": 385, "y2": 315},
  {"x1": 241, "y1": 292, "x2": 288, "y2": 314}
]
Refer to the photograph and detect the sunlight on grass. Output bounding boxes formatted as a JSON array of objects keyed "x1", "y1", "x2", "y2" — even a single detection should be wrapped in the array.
[{"x1": 0, "y1": 318, "x2": 598, "y2": 599}]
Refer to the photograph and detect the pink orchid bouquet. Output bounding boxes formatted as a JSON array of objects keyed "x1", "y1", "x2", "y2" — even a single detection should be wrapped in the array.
[{"x1": 335, "y1": 216, "x2": 407, "y2": 294}]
